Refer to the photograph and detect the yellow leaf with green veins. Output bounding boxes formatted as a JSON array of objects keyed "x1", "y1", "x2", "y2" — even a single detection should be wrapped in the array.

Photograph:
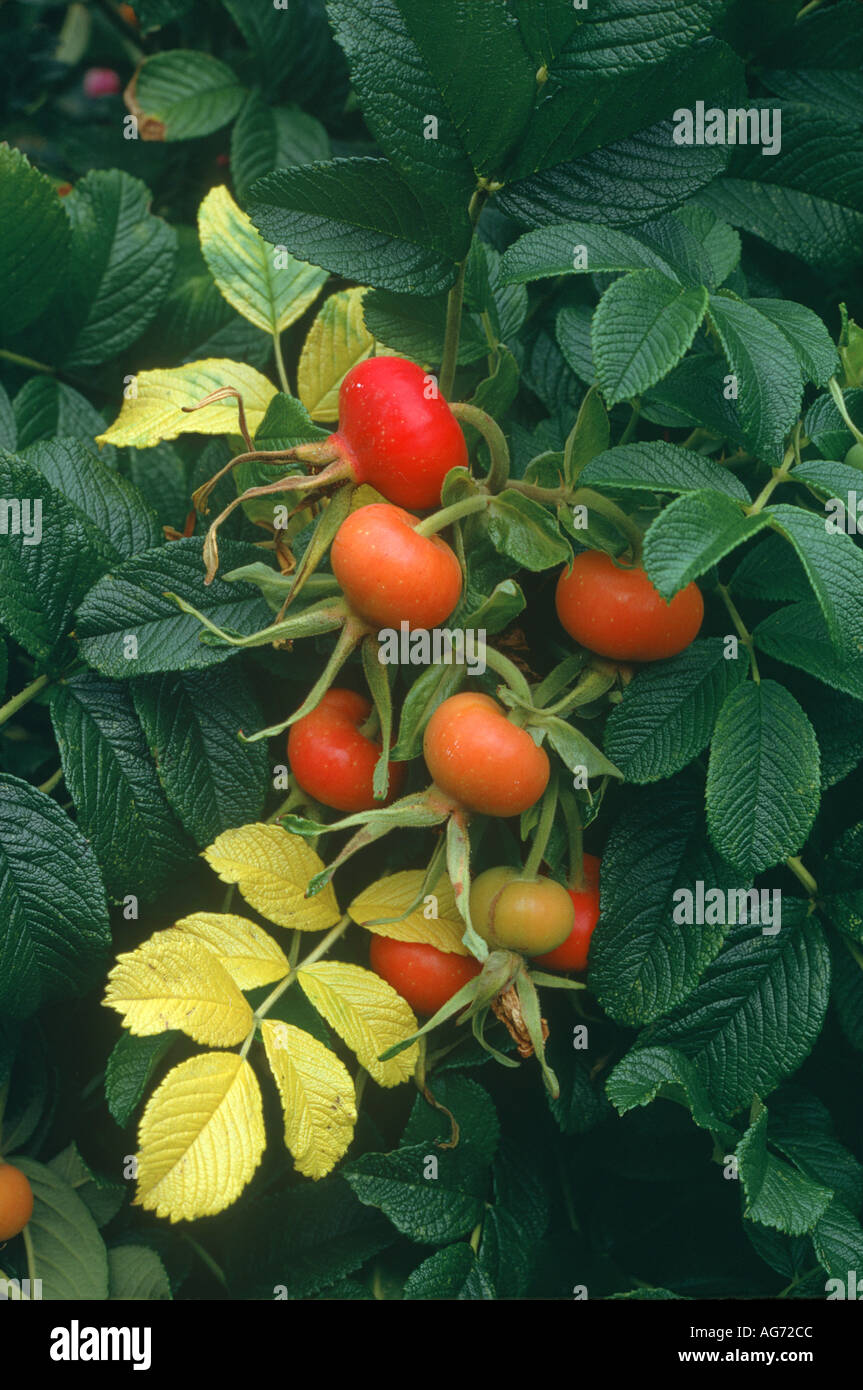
[
  {"x1": 174, "y1": 912, "x2": 289, "y2": 990},
  {"x1": 104, "y1": 929, "x2": 253, "y2": 1046},
  {"x1": 135, "y1": 1052, "x2": 264, "y2": 1221},
  {"x1": 297, "y1": 961, "x2": 419, "y2": 1087},
  {"x1": 262, "y1": 1020, "x2": 357, "y2": 1180},
  {"x1": 348, "y1": 870, "x2": 469, "y2": 954},
  {"x1": 199, "y1": 185, "x2": 327, "y2": 337},
  {"x1": 203, "y1": 822, "x2": 340, "y2": 930},
  {"x1": 95, "y1": 358, "x2": 277, "y2": 448},
  {"x1": 298, "y1": 286, "x2": 374, "y2": 421}
]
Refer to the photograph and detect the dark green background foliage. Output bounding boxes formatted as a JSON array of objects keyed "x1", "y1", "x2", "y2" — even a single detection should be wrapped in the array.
[{"x1": 1, "y1": 0, "x2": 862, "y2": 1301}]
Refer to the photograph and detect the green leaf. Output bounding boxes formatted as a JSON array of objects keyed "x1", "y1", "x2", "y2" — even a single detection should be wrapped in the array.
[
  {"x1": 500, "y1": 222, "x2": 682, "y2": 285},
  {"x1": 484, "y1": 490, "x2": 570, "y2": 571},
  {"x1": 0, "y1": 145, "x2": 71, "y2": 337},
  {"x1": 791, "y1": 458, "x2": 863, "y2": 503},
  {"x1": 706, "y1": 292, "x2": 803, "y2": 460},
  {"x1": 49, "y1": 171, "x2": 177, "y2": 369},
  {"x1": 74, "y1": 539, "x2": 272, "y2": 678},
  {"x1": 579, "y1": 440, "x2": 751, "y2": 502},
  {"x1": 0, "y1": 451, "x2": 107, "y2": 663},
  {"x1": 812, "y1": 1202, "x2": 863, "y2": 1281},
  {"x1": 499, "y1": 119, "x2": 730, "y2": 229},
  {"x1": 592, "y1": 271, "x2": 708, "y2": 406},
  {"x1": 11, "y1": 1159, "x2": 108, "y2": 1300},
  {"x1": 832, "y1": 937, "x2": 863, "y2": 1054},
  {"x1": 755, "y1": 602, "x2": 863, "y2": 703},
  {"x1": 643, "y1": 491, "x2": 768, "y2": 599},
  {"x1": 642, "y1": 354, "x2": 749, "y2": 450},
  {"x1": 135, "y1": 51, "x2": 246, "y2": 140},
  {"x1": 804, "y1": 386, "x2": 863, "y2": 462},
  {"x1": 564, "y1": 385, "x2": 609, "y2": 485},
  {"x1": 344, "y1": 1143, "x2": 486, "y2": 1245},
  {"x1": 48, "y1": 1144, "x2": 126, "y2": 1229},
  {"x1": 12, "y1": 376, "x2": 117, "y2": 460},
  {"x1": 401, "y1": 1076, "x2": 500, "y2": 1167},
  {"x1": 363, "y1": 290, "x2": 487, "y2": 367},
  {"x1": 650, "y1": 910, "x2": 831, "y2": 1117},
  {"x1": 231, "y1": 95, "x2": 331, "y2": 205},
  {"x1": 125, "y1": 442, "x2": 190, "y2": 532},
  {"x1": 766, "y1": 504, "x2": 863, "y2": 662},
  {"x1": 747, "y1": 299, "x2": 838, "y2": 388},
  {"x1": 674, "y1": 206, "x2": 741, "y2": 288},
  {"x1": 0, "y1": 383, "x2": 16, "y2": 451},
  {"x1": 225, "y1": 1177, "x2": 392, "y2": 1299},
  {"x1": 730, "y1": 534, "x2": 812, "y2": 604},
  {"x1": 555, "y1": 304, "x2": 595, "y2": 384},
  {"x1": 604, "y1": 639, "x2": 749, "y2": 784},
  {"x1": 198, "y1": 184, "x2": 327, "y2": 337},
  {"x1": 131, "y1": 667, "x2": 269, "y2": 846},
  {"x1": 390, "y1": 662, "x2": 465, "y2": 762},
  {"x1": 541, "y1": 716, "x2": 622, "y2": 781},
  {"x1": 108, "y1": 1245, "x2": 172, "y2": 1301},
  {"x1": 403, "y1": 1244, "x2": 494, "y2": 1300},
  {"x1": 50, "y1": 671, "x2": 192, "y2": 901},
  {"x1": 737, "y1": 1110, "x2": 833, "y2": 1236},
  {"x1": 23, "y1": 439, "x2": 163, "y2": 561},
  {"x1": 588, "y1": 778, "x2": 737, "y2": 1027},
  {"x1": 706, "y1": 680, "x2": 820, "y2": 876},
  {"x1": 249, "y1": 158, "x2": 471, "y2": 297},
  {"x1": 0, "y1": 774, "x2": 110, "y2": 1020},
  {"x1": 606, "y1": 1044, "x2": 725, "y2": 1132},
  {"x1": 770, "y1": 1093, "x2": 863, "y2": 1214},
  {"x1": 696, "y1": 104, "x2": 863, "y2": 277},
  {"x1": 105, "y1": 1030, "x2": 179, "y2": 1128}
]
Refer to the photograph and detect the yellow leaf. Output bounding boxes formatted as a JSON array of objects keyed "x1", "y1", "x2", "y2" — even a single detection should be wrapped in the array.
[
  {"x1": 261, "y1": 1020, "x2": 356, "y2": 1180},
  {"x1": 174, "y1": 912, "x2": 289, "y2": 990},
  {"x1": 348, "y1": 871, "x2": 468, "y2": 954},
  {"x1": 297, "y1": 287, "x2": 373, "y2": 421},
  {"x1": 104, "y1": 930, "x2": 253, "y2": 1046},
  {"x1": 135, "y1": 1053, "x2": 264, "y2": 1221},
  {"x1": 203, "y1": 823, "x2": 340, "y2": 931},
  {"x1": 95, "y1": 359, "x2": 278, "y2": 448},
  {"x1": 199, "y1": 185, "x2": 327, "y2": 336},
  {"x1": 297, "y1": 961, "x2": 418, "y2": 1087}
]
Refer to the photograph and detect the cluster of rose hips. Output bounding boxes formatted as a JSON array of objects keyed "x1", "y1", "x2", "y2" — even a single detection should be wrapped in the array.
[{"x1": 271, "y1": 357, "x2": 703, "y2": 1017}]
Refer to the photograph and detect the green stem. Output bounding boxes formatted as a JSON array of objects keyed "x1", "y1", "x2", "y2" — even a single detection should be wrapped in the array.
[
  {"x1": 480, "y1": 644, "x2": 534, "y2": 706},
  {"x1": 448, "y1": 402, "x2": 511, "y2": 492},
  {"x1": 273, "y1": 331, "x2": 290, "y2": 395},
  {"x1": 249, "y1": 914, "x2": 352, "y2": 1030},
  {"x1": 563, "y1": 795, "x2": 585, "y2": 890},
  {"x1": 414, "y1": 493, "x2": 490, "y2": 537},
  {"x1": 717, "y1": 584, "x2": 760, "y2": 682},
  {"x1": 439, "y1": 188, "x2": 489, "y2": 400},
  {"x1": 573, "y1": 488, "x2": 645, "y2": 562},
  {"x1": 37, "y1": 767, "x2": 64, "y2": 796},
  {"x1": 23, "y1": 1225, "x2": 36, "y2": 1290},
  {"x1": 185, "y1": 1237, "x2": 229, "y2": 1292},
  {"x1": 786, "y1": 856, "x2": 817, "y2": 897},
  {"x1": 524, "y1": 773, "x2": 559, "y2": 879},
  {"x1": 0, "y1": 348, "x2": 54, "y2": 375},
  {"x1": 618, "y1": 399, "x2": 641, "y2": 447},
  {"x1": 0, "y1": 673, "x2": 51, "y2": 728},
  {"x1": 828, "y1": 376, "x2": 863, "y2": 447}
]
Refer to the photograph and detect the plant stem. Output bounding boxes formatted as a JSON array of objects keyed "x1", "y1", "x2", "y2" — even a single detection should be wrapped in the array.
[
  {"x1": 0, "y1": 673, "x2": 51, "y2": 728},
  {"x1": 786, "y1": 856, "x2": 817, "y2": 897},
  {"x1": 747, "y1": 438, "x2": 797, "y2": 515},
  {"x1": 273, "y1": 331, "x2": 290, "y2": 395},
  {"x1": 0, "y1": 348, "x2": 54, "y2": 374},
  {"x1": 563, "y1": 794, "x2": 585, "y2": 890},
  {"x1": 828, "y1": 376, "x2": 863, "y2": 446},
  {"x1": 574, "y1": 488, "x2": 645, "y2": 562},
  {"x1": 185, "y1": 1236, "x2": 229, "y2": 1292},
  {"x1": 37, "y1": 767, "x2": 64, "y2": 796},
  {"x1": 717, "y1": 584, "x2": 760, "y2": 682},
  {"x1": 480, "y1": 644, "x2": 534, "y2": 706},
  {"x1": 414, "y1": 493, "x2": 490, "y2": 537},
  {"x1": 618, "y1": 398, "x2": 641, "y2": 447},
  {"x1": 250, "y1": 914, "x2": 352, "y2": 1026},
  {"x1": 448, "y1": 402, "x2": 511, "y2": 491},
  {"x1": 439, "y1": 188, "x2": 489, "y2": 400},
  {"x1": 524, "y1": 774, "x2": 558, "y2": 878}
]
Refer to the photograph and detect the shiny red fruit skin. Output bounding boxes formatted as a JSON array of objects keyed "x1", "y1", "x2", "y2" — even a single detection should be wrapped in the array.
[
  {"x1": 287, "y1": 688, "x2": 405, "y2": 813},
  {"x1": 369, "y1": 935, "x2": 481, "y2": 1016},
  {"x1": 0, "y1": 1163, "x2": 34, "y2": 1241},
  {"x1": 555, "y1": 550, "x2": 704, "y2": 662},
  {"x1": 331, "y1": 503, "x2": 462, "y2": 629},
  {"x1": 423, "y1": 692, "x2": 550, "y2": 818},
  {"x1": 332, "y1": 357, "x2": 468, "y2": 510},
  {"x1": 533, "y1": 854, "x2": 601, "y2": 972}
]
